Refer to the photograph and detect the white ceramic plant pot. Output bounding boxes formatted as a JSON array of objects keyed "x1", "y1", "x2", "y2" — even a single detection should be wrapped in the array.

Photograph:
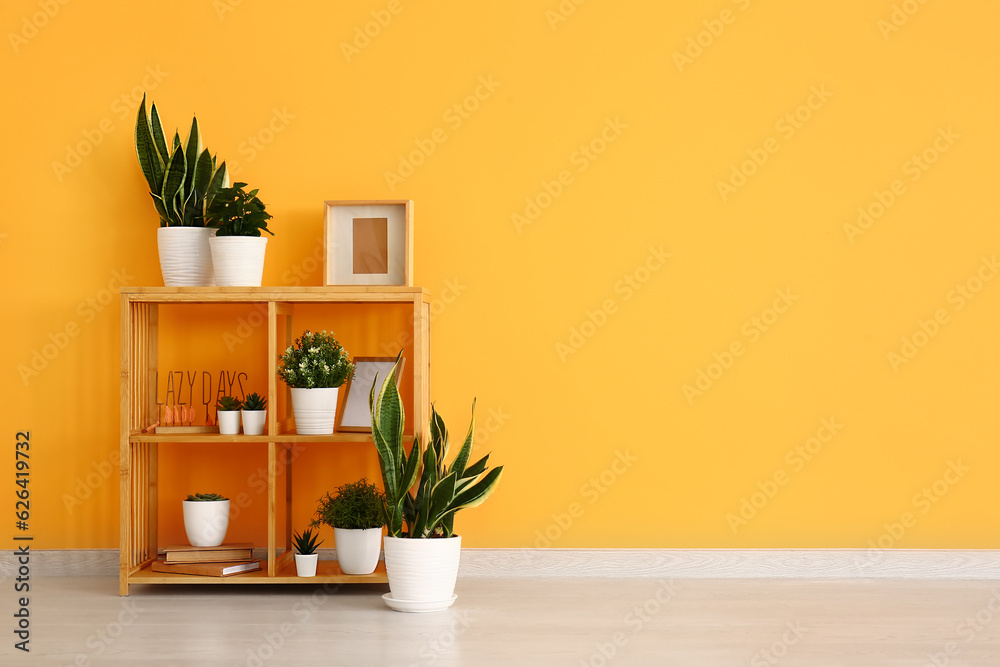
[
  {"x1": 217, "y1": 410, "x2": 241, "y2": 435},
  {"x1": 241, "y1": 409, "x2": 267, "y2": 436},
  {"x1": 382, "y1": 535, "x2": 461, "y2": 611},
  {"x1": 158, "y1": 227, "x2": 216, "y2": 287},
  {"x1": 209, "y1": 236, "x2": 268, "y2": 287},
  {"x1": 182, "y1": 499, "x2": 230, "y2": 547},
  {"x1": 295, "y1": 553, "x2": 318, "y2": 577},
  {"x1": 335, "y1": 528, "x2": 382, "y2": 575},
  {"x1": 290, "y1": 387, "x2": 339, "y2": 435}
]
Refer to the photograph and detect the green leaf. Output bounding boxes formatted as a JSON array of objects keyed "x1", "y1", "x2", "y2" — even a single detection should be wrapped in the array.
[
  {"x1": 461, "y1": 453, "x2": 490, "y2": 480},
  {"x1": 160, "y1": 145, "x2": 187, "y2": 226},
  {"x1": 448, "y1": 400, "x2": 476, "y2": 478},
  {"x1": 450, "y1": 466, "x2": 503, "y2": 511},
  {"x1": 149, "y1": 103, "x2": 169, "y2": 164},
  {"x1": 184, "y1": 117, "x2": 201, "y2": 193},
  {"x1": 134, "y1": 94, "x2": 163, "y2": 193}
]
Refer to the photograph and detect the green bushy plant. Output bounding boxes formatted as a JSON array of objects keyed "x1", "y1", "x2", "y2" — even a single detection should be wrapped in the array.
[
  {"x1": 277, "y1": 330, "x2": 355, "y2": 389},
  {"x1": 371, "y1": 354, "x2": 503, "y2": 538},
  {"x1": 207, "y1": 182, "x2": 274, "y2": 237},
  {"x1": 134, "y1": 94, "x2": 228, "y2": 227},
  {"x1": 312, "y1": 479, "x2": 386, "y2": 531}
]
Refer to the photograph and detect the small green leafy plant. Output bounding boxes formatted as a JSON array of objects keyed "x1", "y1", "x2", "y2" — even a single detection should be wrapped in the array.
[
  {"x1": 217, "y1": 396, "x2": 242, "y2": 411},
  {"x1": 312, "y1": 479, "x2": 386, "y2": 531},
  {"x1": 277, "y1": 330, "x2": 356, "y2": 389},
  {"x1": 292, "y1": 528, "x2": 323, "y2": 555},
  {"x1": 207, "y1": 182, "x2": 274, "y2": 237},
  {"x1": 371, "y1": 354, "x2": 503, "y2": 538},
  {"x1": 185, "y1": 492, "x2": 228, "y2": 502},
  {"x1": 242, "y1": 393, "x2": 267, "y2": 411}
]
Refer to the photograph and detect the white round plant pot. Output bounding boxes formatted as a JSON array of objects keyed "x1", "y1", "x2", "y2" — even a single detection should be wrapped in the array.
[
  {"x1": 241, "y1": 409, "x2": 267, "y2": 436},
  {"x1": 217, "y1": 410, "x2": 241, "y2": 435},
  {"x1": 335, "y1": 527, "x2": 382, "y2": 575},
  {"x1": 158, "y1": 227, "x2": 216, "y2": 287},
  {"x1": 209, "y1": 236, "x2": 268, "y2": 287},
  {"x1": 182, "y1": 499, "x2": 230, "y2": 547},
  {"x1": 290, "y1": 387, "x2": 339, "y2": 435},
  {"x1": 295, "y1": 553, "x2": 319, "y2": 577},
  {"x1": 382, "y1": 535, "x2": 461, "y2": 612}
]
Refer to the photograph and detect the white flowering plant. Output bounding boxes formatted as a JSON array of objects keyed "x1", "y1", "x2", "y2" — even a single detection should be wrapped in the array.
[{"x1": 277, "y1": 330, "x2": 356, "y2": 388}]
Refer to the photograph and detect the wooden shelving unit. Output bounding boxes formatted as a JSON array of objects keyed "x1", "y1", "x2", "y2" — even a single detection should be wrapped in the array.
[{"x1": 119, "y1": 286, "x2": 430, "y2": 596}]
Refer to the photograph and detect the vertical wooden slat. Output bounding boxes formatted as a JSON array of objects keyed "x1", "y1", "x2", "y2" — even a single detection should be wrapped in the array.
[
  {"x1": 119, "y1": 294, "x2": 131, "y2": 596},
  {"x1": 267, "y1": 442, "x2": 277, "y2": 576},
  {"x1": 146, "y1": 305, "x2": 158, "y2": 560}
]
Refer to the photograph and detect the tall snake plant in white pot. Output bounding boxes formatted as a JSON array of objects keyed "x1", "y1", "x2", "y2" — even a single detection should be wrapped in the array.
[
  {"x1": 134, "y1": 94, "x2": 228, "y2": 286},
  {"x1": 370, "y1": 354, "x2": 503, "y2": 612}
]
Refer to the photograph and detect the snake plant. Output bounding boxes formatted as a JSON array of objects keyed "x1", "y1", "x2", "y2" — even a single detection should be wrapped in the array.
[
  {"x1": 370, "y1": 354, "x2": 503, "y2": 538},
  {"x1": 135, "y1": 94, "x2": 228, "y2": 227}
]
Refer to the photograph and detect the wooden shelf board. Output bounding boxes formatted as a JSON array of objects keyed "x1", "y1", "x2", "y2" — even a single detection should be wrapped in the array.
[
  {"x1": 121, "y1": 286, "x2": 429, "y2": 304},
  {"x1": 129, "y1": 560, "x2": 387, "y2": 585},
  {"x1": 127, "y1": 432, "x2": 408, "y2": 444}
]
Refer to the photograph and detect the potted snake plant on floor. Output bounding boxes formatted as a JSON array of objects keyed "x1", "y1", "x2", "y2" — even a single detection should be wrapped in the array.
[
  {"x1": 134, "y1": 94, "x2": 228, "y2": 286},
  {"x1": 206, "y1": 182, "x2": 274, "y2": 286},
  {"x1": 370, "y1": 354, "x2": 503, "y2": 612}
]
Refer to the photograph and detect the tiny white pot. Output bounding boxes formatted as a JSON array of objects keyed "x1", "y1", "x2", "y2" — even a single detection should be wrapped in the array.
[
  {"x1": 383, "y1": 535, "x2": 461, "y2": 611},
  {"x1": 295, "y1": 553, "x2": 319, "y2": 577},
  {"x1": 335, "y1": 527, "x2": 382, "y2": 575},
  {"x1": 290, "y1": 387, "x2": 339, "y2": 435},
  {"x1": 241, "y1": 409, "x2": 267, "y2": 436},
  {"x1": 182, "y1": 500, "x2": 230, "y2": 547},
  {"x1": 217, "y1": 410, "x2": 241, "y2": 435},
  {"x1": 209, "y1": 236, "x2": 268, "y2": 287},
  {"x1": 158, "y1": 227, "x2": 216, "y2": 287}
]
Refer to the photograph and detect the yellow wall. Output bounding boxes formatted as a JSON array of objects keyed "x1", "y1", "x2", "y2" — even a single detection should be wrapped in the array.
[{"x1": 2, "y1": 0, "x2": 999, "y2": 551}]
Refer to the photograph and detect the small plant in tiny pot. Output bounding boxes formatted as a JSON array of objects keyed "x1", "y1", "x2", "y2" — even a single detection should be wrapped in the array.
[
  {"x1": 292, "y1": 528, "x2": 323, "y2": 577},
  {"x1": 241, "y1": 392, "x2": 268, "y2": 436},
  {"x1": 278, "y1": 330, "x2": 356, "y2": 435},
  {"x1": 372, "y1": 353, "x2": 503, "y2": 611},
  {"x1": 206, "y1": 182, "x2": 274, "y2": 287},
  {"x1": 182, "y1": 492, "x2": 230, "y2": 547},
  {"x1": 216, "y1": 395, "x2": 242, "y2": 435},
  {"x1": 312, "y1": 479, "x2": 386, "y2": 575}
]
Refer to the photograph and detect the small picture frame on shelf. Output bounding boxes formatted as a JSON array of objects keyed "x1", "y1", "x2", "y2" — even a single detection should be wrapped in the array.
[
  {"x1": 323, "y1": 200, "x2": 413, "y2": 286},
  {"x1": 336, "y1": 357, "x2": 407, "y2": 433}
]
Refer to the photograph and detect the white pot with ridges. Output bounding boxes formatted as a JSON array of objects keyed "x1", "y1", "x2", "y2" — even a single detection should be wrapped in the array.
[{"x1": 157, "y1": 227, "x2": 216, "y2": 286}]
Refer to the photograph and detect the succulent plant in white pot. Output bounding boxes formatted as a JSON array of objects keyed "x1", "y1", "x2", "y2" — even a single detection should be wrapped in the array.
[
  {"x1": 182, "y1": 492, "x2": 230, "y2": 547},
  {"x1": 371, "y1": 354, "x2": 504, "y2": 612},
  {"x1": 134, "y1": 94, "x2": 228, "y2": 286},
  {"x1": 312, "y1": 478, "x2": 385, "y2": 575}
]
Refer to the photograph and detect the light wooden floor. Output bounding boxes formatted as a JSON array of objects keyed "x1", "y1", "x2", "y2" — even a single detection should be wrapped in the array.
[{"x1": 6, "y1": 576, "x2": 1000, "y2": 666}]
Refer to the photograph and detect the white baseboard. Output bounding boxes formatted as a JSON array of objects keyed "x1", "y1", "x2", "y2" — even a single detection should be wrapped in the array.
[{"x1": 3, "y1": 549, "x2": 999, "y2": 580}]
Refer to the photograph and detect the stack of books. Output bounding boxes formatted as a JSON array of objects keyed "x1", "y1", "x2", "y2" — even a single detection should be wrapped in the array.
[{"x1": 152, "y1": 543, "x2": 260, "y2": 577}]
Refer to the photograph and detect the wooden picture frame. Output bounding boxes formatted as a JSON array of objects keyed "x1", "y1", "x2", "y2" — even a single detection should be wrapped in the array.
[
  {"x1": 336, "y1": 357, "x2": 407, "y2": 433},
  {"x1": 323, "y1": 200, "x2": 413, "y2": 286}
]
